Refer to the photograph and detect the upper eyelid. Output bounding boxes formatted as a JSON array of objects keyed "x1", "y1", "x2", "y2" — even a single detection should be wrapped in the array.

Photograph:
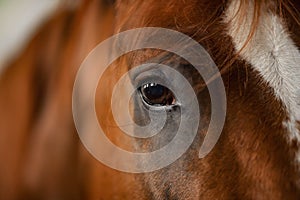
[
  {"x1": 129, "y1": 63, "x2": 167, "y2": 80},
  {"x1": 133, "y1": 68, "x2": 171, "y2": 88}
]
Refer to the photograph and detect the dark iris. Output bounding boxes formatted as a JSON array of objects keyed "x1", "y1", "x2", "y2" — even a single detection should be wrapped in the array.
[{"x1": 139, "y1": 83, "x2": 175, "y2": 106}]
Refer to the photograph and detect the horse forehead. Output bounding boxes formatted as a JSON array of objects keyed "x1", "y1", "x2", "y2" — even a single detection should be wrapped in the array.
[
  {"x1": 225, "y1": 0, "x2": 300, "y2": 160},
  {"x1": 116, "y1": 0, "x2": 224, "y2": 29}
]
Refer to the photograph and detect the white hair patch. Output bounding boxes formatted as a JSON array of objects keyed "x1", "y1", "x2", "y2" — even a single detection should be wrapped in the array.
[{"x1": 224, "y1": 0, "x2": 300, "y2": 158}]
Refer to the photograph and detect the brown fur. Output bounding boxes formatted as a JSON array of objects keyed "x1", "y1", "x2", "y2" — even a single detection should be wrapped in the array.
[{"x1": 0, "y1": 0, "x2": 299, "y2": 199}]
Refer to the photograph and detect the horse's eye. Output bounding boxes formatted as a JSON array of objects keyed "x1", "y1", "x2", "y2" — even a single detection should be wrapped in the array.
[{"x1": 139, "y1": 83, "x2": 176, "y2": 106}]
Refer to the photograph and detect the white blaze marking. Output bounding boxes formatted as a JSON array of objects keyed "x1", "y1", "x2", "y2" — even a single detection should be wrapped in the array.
[{"x1": 225, "y1": 1, "x2": 300, "y2": 155}]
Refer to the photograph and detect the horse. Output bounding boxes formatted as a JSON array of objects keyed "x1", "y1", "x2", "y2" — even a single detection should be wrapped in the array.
[{"x1": 0, "y1": 0, "x2": 299, "y2": 199}]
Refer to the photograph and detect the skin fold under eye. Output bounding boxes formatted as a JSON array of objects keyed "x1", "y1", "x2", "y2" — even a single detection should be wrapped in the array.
[{"x1": 139, "y1": 83, "x2": 176, "y2": 106}]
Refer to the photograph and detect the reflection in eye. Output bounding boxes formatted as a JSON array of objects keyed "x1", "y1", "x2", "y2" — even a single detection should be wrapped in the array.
[{"x1": 139, "y1": 83, "x2": 176, "y2": 106}]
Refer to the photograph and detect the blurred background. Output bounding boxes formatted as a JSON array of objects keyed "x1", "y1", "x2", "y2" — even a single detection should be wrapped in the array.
[
  {"x1": 0, "y1": 0, "x2": 61, "y2": 73},
  {"x1": 0, "y1": 1, "x2": 139, "y2": 199}
]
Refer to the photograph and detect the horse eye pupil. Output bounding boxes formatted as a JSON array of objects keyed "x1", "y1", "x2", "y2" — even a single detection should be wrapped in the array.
[
  {"x1": 140, "y1": 83, "x2": 175, "y2": 106},
  {"x1": 144, "y1": 84, "x2": 164, "y2": 99}
]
